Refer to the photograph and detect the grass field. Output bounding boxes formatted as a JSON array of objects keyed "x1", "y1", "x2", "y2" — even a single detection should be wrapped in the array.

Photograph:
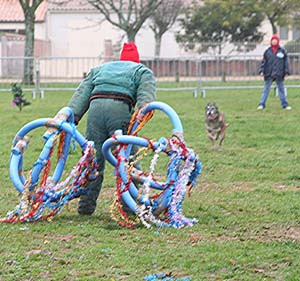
[{"x1": 1, "y1": 85, "x2": 300, "y2": 280}]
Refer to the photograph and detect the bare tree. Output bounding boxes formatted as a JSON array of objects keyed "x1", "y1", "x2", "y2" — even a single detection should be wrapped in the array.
[
  {"x1": 88, "y1": 0, "x2": 161, "y2": 42},
  {"x1": 18, "y1": 0, "x2": 44, "y2": 84},
  {"x1": 149, "y1": 0, "x2": 184, "y2": 57}
]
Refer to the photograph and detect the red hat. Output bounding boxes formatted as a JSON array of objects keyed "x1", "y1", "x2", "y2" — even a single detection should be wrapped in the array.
[
  {"x1": 270, "y1": 34, "x2": 280, "y2": 53},
  {"x1": 120, "y1": 42, "x2": 140, "y2": 63},
  {"x1": 271, "y1": 34, "x2": 280, "y2": 44}
]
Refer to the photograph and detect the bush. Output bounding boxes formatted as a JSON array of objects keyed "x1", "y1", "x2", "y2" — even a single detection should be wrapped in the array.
[
  {"x1": 11, "y1": 83, "x2": 31, "y2": 111},
  {"x1": 284, "y1": 40, "x2": 300, "y2": 53}
]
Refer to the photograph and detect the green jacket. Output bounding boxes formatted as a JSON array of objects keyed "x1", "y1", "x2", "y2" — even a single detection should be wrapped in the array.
[{"x1": 68, "y1": 61, "x2": 156, "y2": 121}]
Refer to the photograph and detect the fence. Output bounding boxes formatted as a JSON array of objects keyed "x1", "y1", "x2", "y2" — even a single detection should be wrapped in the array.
[{"x1": 1, "y1": 54, "x2": 300, "y2": 96}]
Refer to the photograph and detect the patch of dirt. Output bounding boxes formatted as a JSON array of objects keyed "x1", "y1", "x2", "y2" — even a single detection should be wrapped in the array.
[
  {"x1": 187, "y1": 233, "x2": 203, "y2": 244},
  {"x1": 198, "y1": 182, "x2": 300, "y2": 192},
  {"x1": 220, "y1": 225, "x2": 300, "y2": 243},
  {"x1": 186, "y1": 225, "x2": 300, "y2": 243},
  {"x1": 259, "y1": 225, "x2": 300, "y2": 242},
  {"x1": 199, "y1": 182, "x2": 254, "y2": 192},
  {"x1": 274, "y1": 184, "x2": 300, "y2": 190}
]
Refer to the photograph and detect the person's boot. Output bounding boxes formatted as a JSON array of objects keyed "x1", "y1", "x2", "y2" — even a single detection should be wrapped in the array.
[{"x1": 78, "y1": 177, "x2": 102, "y2": 215}]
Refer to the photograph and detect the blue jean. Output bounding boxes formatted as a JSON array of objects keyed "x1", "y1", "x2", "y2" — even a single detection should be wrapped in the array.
[{"x1": 259, "y1": 78, "x2": 288, "y2": 108}]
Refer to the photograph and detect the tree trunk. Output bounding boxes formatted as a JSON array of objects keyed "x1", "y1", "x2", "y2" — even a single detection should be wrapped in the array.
[
  {"x1": 126, "y1": 31, "x2": 137, "y2": 43},
  {"x1": 154, "y1": 34, "x2": 162, "y2": 58},
  {"x1": 218, "y1": 44, "x2": 222, "y2": 55},
  {"x1": 271, "y1": 21, "x2": 277, "y2": 34},
  {"x1": 23, "y1": 9, "x2": 35, "y2": 85}
]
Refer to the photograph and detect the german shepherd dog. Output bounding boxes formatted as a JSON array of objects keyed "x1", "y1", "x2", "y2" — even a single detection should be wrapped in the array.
[{"x1": 205, "y1": 103, "x2": 229, "y2": 150}]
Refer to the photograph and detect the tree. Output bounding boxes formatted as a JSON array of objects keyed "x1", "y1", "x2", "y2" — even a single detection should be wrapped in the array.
[
  {"x1": 88, "y1": 0, "x2": 161, "y2": 42},
  {"x1": 18, "y1": 0, "x2": 44, "y2": 85},
  {"x1": 176, "y1": 0, "x2": 264, "y2": 55},
  {"x1": 257, "y1": 0, "x2": 300, "y2": 34},
  {"x1": 149, "y1": 0, "x2": 184, "y2": 57}
]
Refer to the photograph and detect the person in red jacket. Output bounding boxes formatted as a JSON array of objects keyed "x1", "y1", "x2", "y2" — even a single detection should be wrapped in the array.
[{"x1": 257, "y1": 34, "x2": 291, "y2": 110}]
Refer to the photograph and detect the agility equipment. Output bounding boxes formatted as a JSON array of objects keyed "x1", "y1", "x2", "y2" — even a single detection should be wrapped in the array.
[
  {"x1": 1, "y1": 107, "x2": 98, "y2": 223},
  {"x1": 2, "y1": 101, "x2": 201, "y2": 228},
  {"x1": 102, "y1": 101, "x2": 201, "y2": 228}
]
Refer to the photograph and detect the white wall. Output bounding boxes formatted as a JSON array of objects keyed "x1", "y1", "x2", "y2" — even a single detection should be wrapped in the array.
[
  {"x1": 135, "y1": 20, "x2": 194, "y2": 58},
  {"x1": 47, "y1": 11, "x2": 123, "y2": 57},
  {"x1": 46, "y1": 11, "x2": 194, "y2": 58}
]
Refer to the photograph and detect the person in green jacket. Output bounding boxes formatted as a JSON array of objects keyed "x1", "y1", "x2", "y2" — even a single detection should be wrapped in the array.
[{"x1": 68, "y1": 42, "x2": 156, "y2": 215}]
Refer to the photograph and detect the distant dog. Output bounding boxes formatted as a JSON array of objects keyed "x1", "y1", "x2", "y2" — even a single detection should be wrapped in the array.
[{"x1": 205, "y1": 103, "x2": 229, "y2": 150}]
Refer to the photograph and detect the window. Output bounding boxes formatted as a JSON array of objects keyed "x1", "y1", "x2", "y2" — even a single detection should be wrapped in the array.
[
  {"x1": 292, "y1": 27, "x2": 300, "y2": 40},
  {"x1": 293, "y1": 18, "x2": 300, "y2": 40},
  {"x1": 0, "y1": 29, "x2": 25, "y2": 35},
  {"x1": 279, "y1": 25, "x2": 289, "y2": 40}
]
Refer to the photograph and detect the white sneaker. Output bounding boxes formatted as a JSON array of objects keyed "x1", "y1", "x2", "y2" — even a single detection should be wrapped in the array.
[
  {"x1": 257, "y1": 105, "x2": 264, "y2": 110},
  {"x1": 284, "y1": 106, "x2": 292, "y2": 110}
]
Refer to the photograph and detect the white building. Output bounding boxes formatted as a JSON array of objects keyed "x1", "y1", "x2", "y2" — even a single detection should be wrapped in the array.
[{"x1": 0, "y1": 0, "x2": 299, "y2": 58}]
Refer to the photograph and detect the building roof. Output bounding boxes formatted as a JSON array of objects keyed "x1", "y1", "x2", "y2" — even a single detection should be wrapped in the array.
[
  {"x1": 48, "y1": 0, "x2": 96, "y2": 11},
  {"x1": 0, "y1": 0, "x2": 47, "y2": 22}
]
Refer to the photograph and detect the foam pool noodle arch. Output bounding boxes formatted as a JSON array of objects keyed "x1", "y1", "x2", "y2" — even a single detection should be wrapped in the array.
[
  {"x1": 102, "y1": 101, "x2": 202, "y2": 228},
  {"x1": 2, "y1": 107, "x2": 98, "y2": 223},
  {"x1": 2, "y1": 101, "x2": 201, "y2": 228}
]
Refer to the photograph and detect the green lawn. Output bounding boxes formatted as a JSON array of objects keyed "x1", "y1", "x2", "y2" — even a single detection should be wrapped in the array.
[{"x1": 1, "y1": 85, "x2": 300, "y2": 280}]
